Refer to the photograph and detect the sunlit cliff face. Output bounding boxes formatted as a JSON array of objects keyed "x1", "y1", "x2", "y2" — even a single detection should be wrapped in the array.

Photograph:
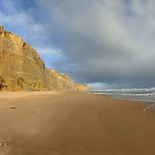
[{"x1": 0, "y1": 26, "x2": 89, "y2": 91}]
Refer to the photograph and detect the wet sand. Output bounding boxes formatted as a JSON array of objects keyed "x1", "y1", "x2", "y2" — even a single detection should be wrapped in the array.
[{"x1": 0, "y1": 91, "x2": 155, "y2": 155}]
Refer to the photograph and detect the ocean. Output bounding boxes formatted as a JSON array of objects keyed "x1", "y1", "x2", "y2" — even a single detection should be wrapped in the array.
[{"x1": 88, "y1": 87, "x2": 155, "y2": 108}]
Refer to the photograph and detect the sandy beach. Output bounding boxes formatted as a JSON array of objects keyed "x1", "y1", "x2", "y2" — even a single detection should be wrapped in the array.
[{"x1": 0, "y1": 91, "x2": 155, "y2": 155}]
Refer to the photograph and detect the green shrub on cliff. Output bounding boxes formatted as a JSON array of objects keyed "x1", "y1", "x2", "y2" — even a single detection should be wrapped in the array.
[
  {"x1": 17, "y1": 77, "x2": 25, "y2": 88},
  {"x1": 0, "y1": 76, "x2": 6, "y2": 90}
]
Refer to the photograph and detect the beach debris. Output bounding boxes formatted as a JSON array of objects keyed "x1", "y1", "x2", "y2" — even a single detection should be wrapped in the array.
[
  {"x1": 10, "y1": 106, "x2": 16, "y2": 109},
  {"x1": 143, "y1": 106, "x2": 150, "y2": 112}
]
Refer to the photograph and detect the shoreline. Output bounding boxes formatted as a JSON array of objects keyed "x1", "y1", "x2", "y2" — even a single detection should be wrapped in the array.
[
  {"x1": 0, "y1": 91, "x2": 60, "y2": 99},
  {"x1": 0, "y1": 91, "x2": 155, "y2": 154},
  {"x1": 88, "y1": 91, "x2": 155, "y2": 111}
]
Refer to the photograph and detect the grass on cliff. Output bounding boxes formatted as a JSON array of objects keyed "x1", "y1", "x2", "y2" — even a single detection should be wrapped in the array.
[{"x1": 0, "y1": 76, "x2": 6, "y2": 90}]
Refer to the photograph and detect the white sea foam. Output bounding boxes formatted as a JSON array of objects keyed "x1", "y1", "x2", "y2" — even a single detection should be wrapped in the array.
[
  {"x1": 90, "y1": 87, "x2": 155, "y2": 96},
  {"x1": 89, "y1": 87, "x2": 155, "y2": 105}
]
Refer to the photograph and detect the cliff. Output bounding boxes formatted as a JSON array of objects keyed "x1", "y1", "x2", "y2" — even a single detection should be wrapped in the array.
[
  {"x1": 0, "y1": 25, "x2": 89, "y2": 91},
  {"x1": 75, "y1": 83, "x2": 90, "y2": 92}
]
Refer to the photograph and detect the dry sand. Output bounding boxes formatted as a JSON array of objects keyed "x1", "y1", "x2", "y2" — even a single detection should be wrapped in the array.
[{"x1": 0, "y1": 91, "x2": 155, "y2": 155}]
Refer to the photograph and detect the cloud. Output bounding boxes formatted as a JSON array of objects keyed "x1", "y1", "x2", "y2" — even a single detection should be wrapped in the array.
[
  {"x1": 26, "y1": 0, "x2": 155, "y2": 88},
  {"x1": 87, "y1": 82, "x2": 112, "y2": 90},
  {"x1": 2, "y1": 0, "x2": 155, "y2": 88},
  {"x1": 34, "y1": 46, "x2": 63, "y2": 67}
]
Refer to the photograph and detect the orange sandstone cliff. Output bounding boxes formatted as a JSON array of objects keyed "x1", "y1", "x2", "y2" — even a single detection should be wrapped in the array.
[{"x1": 0, "y1": 25, "x2": 89, "y2": 91}]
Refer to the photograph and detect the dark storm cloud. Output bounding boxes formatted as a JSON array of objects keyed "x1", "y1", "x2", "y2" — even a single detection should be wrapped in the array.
[{"x1": 33, "y1": 0, "x2": 155, "y2": 87}]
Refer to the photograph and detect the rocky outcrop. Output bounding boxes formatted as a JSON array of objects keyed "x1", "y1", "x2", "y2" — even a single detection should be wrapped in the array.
[
  {"x1": 75, "y1": 83, "x2": 90, "y2": 92},
  {"x1": 0, "y1": 26, "x2": 89, "y2": 91},
  {"x1": 0, "y1": 25, "x2": 4, "y2": 31}
]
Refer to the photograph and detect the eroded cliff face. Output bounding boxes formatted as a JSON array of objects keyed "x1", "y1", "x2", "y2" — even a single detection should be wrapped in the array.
[
  {"x1": 75, "y1": 83, "x2": 90, "y2": 92},
  {"x1": 0, "y1": 25, "x2": 89, "y2": 91}
]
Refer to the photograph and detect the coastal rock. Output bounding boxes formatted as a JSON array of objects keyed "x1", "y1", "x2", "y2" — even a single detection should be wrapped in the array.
[
  {"x1": 0, "y1": 26, "x2": 89, "y2": 91},
  {"x1": 75, "y1": 83, "x2": 90, "y2": 92},
  {"x1": 0, "y1": 25, "x2": 4, "y2": 31}
]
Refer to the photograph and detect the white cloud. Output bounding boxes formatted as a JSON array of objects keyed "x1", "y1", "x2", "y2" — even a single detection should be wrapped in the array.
[
  {"x1": 87, "y1": 82, "x2": 108, "y2": 90},
  {"x1": 35, "y1": 47, "x2": 62, "y2": 60},
  {"x1": 0, "y1": 0, "x2": 45, "y2": 36},
  {"x1": 29, "y1": 24, "x2": 45, "y2": 34}
]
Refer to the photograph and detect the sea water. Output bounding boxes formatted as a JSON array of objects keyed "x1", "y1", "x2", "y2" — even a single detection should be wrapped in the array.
[{"x1": 88, "y1": 87, "x2": 155, "y2": 108}]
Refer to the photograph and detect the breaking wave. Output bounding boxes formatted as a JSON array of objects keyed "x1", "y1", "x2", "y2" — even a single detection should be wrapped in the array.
[
  {"x1": 90, "y1": 87, "x2": 155, "y2": 96},
  {"x1": 89, "y1": 87, "x2": 155, "y2": 103}
]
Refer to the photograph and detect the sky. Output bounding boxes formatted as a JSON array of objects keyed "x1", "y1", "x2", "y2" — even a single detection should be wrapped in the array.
[{"x1": 0, "y1": 0, "x2": 155, "y2": 89}]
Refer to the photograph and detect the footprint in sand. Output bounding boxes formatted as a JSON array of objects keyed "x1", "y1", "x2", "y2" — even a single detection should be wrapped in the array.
[{"x1": 0, "y1": 138, "x2": 11, "y2": 155}]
